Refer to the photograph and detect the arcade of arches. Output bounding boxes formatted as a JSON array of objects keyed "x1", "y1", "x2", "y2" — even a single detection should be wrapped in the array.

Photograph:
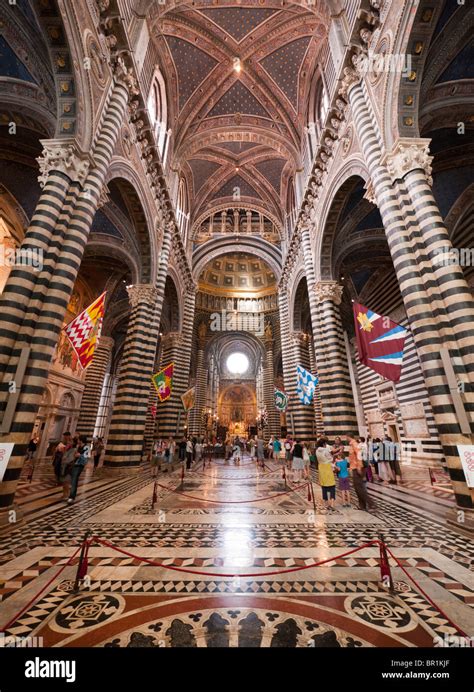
[{"x1": 0, "y1": 0, "x2": 473, "y2": 650}]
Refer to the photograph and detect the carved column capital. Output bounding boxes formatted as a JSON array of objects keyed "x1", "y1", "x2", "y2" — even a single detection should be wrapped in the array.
[
  {"x1": 161, "y1": 331, "x2": 182, "y2": 348},
  {"x1": 314, "y1": 281, "x2": 344, "y2": 306},
  {"x1": 363, "y1": 179, "x2": 376, "y2": 206},
  {"x1": 127, "y1": 283, "x2": 158, "y2": 307},
  {"x1": 338, "y1": 66, "x2": 360, "y2": 100},
  {"x1": 383, "y1": 137, "x2": 433, "y2": 185},
  {"x1": 290, "y1": 330, "x2": 311, "y2": 347},
  {"x1": 37, "y1": 138, "x2": 92, "y2": 188}
]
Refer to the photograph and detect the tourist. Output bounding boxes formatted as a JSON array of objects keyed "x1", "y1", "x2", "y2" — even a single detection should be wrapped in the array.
[
  {"x1": 378, "y1": 438, "x2": 396, "y2": 483},
  {"x1": 186, "y1": 437, "x2": 193, "y2": 469},
  {"x1": 268, "y1": 436, "x2": 274, "y2": 459},
  {"x1": 52, "y1": 432, "x2": 70, "y2": 485},
  {"x1": 291, "y1": 439, "x2": 304, "y2": 484},
  {"x1": 284, "y1": 435, "x2": 293, "y2": 468},
  {"x1": 256, "y1": 435, "x2": 265, "y2": 468},
  {"x1": 273, "y1": 436, "x2": 282, "y2": 461},
  {"x1": 302, "y1": 442, "x2": 311, "y2": 479},
  {"x1": 225, "y1": 437, "x2": 232, "y2": 462},
  {"x1": 92, "y1": 437, "x2": 104, "y2": 469},
  {"x1": 195, "y1": 438, "x2": 203, "y2": 464},
  {"x1": 249, "y1": 436, "x2": 256, "y2": 460},
  {"x1": 232, "y1": 440, "x2": 241, "y2": 465},
  {"x1": 25, "y1": 435, "x2": 39, "y2": 463},
  {"x1": 347, "y1": 434, "x2": 374, "y2": 511},
  {"x1": 67, "y1": 436, "x2": 90, "y2": 504},
  {"x1": 316, "y1": 439, "x2": 336, "y2": 512},
  {"x1": 178, "y1": 436, "x2": 187, "y2": 462},
  {"x1": 151, "y1": 439, "x2": 160, "y2": 478},
  {"x1": 331, "y1": 435, "x2": 345, "y2": 460},
  {"x1": 168, "y1": 437, "x2": 176, "y2": 464},
  {"x1": 334, "y1": 452, "x2": 351, "y2": 508},
  {"x1": 60, "y1": 435, "x2": 77, "y2": 501},
  {"x1": 369, "y1": 437, "x2": 381, "y2": 480}
]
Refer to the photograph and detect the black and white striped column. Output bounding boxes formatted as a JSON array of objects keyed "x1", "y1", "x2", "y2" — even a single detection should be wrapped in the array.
[
  {"x1": 0, "y1": 67, "x2": 132, "y2": 513},
  {"x1": 188, "y1": 323, "x2": 207, "y2": 436},
  {"x1": 75, "y1": 336, "x2": 114, "y2": 440},
  {"x1": 313, "y1": 281, "x2": 358, "y2": 439},
  {"x1": 262, "y1": 326, "x2": 280, "y2": 440},
  {"x1": 347, "y1": 75, "x2": 473, "y2": 508}
]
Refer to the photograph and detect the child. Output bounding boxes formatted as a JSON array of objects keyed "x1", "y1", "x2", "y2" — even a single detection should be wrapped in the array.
[
  {"x1": 316, "y1": 440, "x2": 336, "y2": 513},
  {"x1": 302, "y1": 442, "x2": 311, "y2": 480},
  {"x1": 335, "y1": 452, "x2": 351, "y2": 508}
]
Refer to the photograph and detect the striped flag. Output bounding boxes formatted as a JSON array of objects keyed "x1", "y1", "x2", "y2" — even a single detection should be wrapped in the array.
[
  {"x1": 64, "y1": 292, "x2": 106, "y2": 369},
  {"x1": 353, "y1": 302, "x2": 408, "y2": 382},
  {"x1": 296, "y1": 365, "x2": 318, "y2": 404},
  {"x1": 152, "y1": 362, "x2": 174, "y2": 402}
]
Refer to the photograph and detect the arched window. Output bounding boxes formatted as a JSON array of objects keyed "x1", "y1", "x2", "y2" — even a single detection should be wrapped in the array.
[
  {"x1": 177, "y1": 177, "x2": 189, "y2": 246},
  {"x1": 306, "y1": 73, "x2": 329, "y2": 160},
  {"x1": 147, "y1": 68, "x2": 169, "y2": 161}
]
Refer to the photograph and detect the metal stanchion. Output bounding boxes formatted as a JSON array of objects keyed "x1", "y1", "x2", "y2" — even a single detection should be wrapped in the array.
[{"x1": 73, "y1": 530, "x2": 91, "y2": 593}]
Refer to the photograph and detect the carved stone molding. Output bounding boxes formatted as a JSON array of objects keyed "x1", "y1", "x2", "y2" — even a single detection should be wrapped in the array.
[
  {"x1": 314, "y1": 281, "x2": 344, "y2": 306},
  {"x1": 383, "y1": 137, "x2": 434, "y2": 185},
  {"x1": 363, "y1": 179, "x2": 376, "y2": 206},
  {"x1": 338, "y1": 66, "x2": 360, "y2": 100},
  {"x1": 127, "y1": 283, "x2": 158, "y2": 307},
  {"x1": 97, "y1": 184, "x2": 110, "y2": 209},
  {"x1": 37, "y1": 138, "x2": 92, "y2": 188},
  {"x1": 113, "y1": 56, "x2": 140, "y2": 97}
]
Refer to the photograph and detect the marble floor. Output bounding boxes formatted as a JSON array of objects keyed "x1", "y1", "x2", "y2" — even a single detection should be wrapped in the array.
[{"x1": 0, "y1": 457, "x2": 473, "y2": 648}]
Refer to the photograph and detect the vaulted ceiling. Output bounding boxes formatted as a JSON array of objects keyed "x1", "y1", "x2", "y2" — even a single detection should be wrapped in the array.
[{"x1": 149, "y1": 1, "x2": 329, "y2": 226}]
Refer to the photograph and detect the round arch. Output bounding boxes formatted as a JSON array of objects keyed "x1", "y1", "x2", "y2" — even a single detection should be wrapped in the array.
[{"x1": 192, "y1": 235, "x2": 282, "y2": 281}]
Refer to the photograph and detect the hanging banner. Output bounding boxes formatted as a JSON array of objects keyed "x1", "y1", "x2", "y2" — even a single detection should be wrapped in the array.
[
  {"x1": 181, "y1": 386, "x2": 195, "y2": 411},
  {"x1": 152, "y1": 362, "x2": 174, "y2": 402},
  {"x1": 274, "y1": 388, "x2": 289, "y2": 412},
  {"x1": 64, "y1": 291, "x2": 106, "y2": 369},
  {"x1": 353, "y1": 302, "x2": 407, "y2": 382},
  {"x1": 296, "y1": 365, "x2": 318, "y2": 404},
  {"x1": 0, "y1": 443, "x2": 15, "y2": 483},
  {"x1": 457, "y1": 445, "x2": 474, "y2": 488}
]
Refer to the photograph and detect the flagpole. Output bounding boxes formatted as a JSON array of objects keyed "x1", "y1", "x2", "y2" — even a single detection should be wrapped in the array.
[{"x1": 343, "y1": 330, "x2": 365, "y2": 436}]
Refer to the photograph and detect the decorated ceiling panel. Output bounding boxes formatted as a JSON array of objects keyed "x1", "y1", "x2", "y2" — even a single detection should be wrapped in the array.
[
  {"x1": 212, "y1": 174, "x2": 260, "y2": 200},
  {"x1": 254, "y1": 158, "x2": 286, "y2": 194},
  {"x1": 153, "y1": 1, "x2": 329, "y2": 222},
  {"x1": 199, "y1": 7, "x2": 278, "y2": 42},
  {"x1": 198, "y1": 252, "x2": 277, "y2": 295},
  {"x1": 188, "y1": 159, "x2": 221, "y2": 193},
  {"x1": 165, "y1": 35, "x2": 218, "y2": 110},
  {"x1": 207, "y1": 81, "x2": 271, "y2": 119},
  {"x1": 260, "y1": 36, "x2": 312, "y2": 107}
]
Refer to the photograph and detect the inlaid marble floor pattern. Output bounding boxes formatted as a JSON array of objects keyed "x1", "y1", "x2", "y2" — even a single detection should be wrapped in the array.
[{"x1": 0, "y1": 457, "x2": 472, "y2": 647}]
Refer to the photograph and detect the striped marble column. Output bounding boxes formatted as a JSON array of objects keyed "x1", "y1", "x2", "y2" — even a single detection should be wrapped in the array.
[
  {"x1": 188, "y1": 322, "x2": 207, "y2": 436},
  {"x1": 75, "y1": 336, "x2": 114, "y2": 440},
  {"x1": 346, "y1": 74, "x2": 474, "y2": 508},
  {"x1": 155, "y1": 290, "x2": 196, "y2": 440},
  {"x1": 262, "y1": 324, "x2": 280, "y2": 440},
  {"x1": 103, "y1": 284, "x2": 160, "y2": 469},
  {"x1": 313, "y1": 281, "x2": 358, "y2": 439},
  {"x1": 308, "y1": 335, "x2": 324, "y2": 437},
  {"x1": 0, "y1": 66, "x2": 133, "y2": 514}
]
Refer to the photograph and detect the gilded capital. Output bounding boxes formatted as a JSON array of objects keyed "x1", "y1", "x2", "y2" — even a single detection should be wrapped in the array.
[
  {"x1": 383, "y1": 137, "x2": 433, "y2": 185},
  {"x1": 37, "y1": 138, "x2": 92, "y2": 188},
  {"x1": 314, "y1": 281, "x2": 344, "y2": 305},
  {"x1": 127, "y1": 283, "x2": 158, "y2": 307}
]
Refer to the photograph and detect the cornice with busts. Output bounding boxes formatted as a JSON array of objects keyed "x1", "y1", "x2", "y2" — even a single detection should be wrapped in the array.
[{"x1": 383, "y1": 137, "x2": 434, "y2": 186}]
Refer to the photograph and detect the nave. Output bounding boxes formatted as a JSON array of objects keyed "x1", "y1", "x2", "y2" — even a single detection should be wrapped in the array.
[{"x1": 1, "y1": 454, "x2": 472, "y2": 648}]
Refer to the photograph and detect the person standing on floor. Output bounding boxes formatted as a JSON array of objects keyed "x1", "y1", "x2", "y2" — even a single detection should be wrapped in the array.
[
  {"x1": 284, "y1": 436, "x2": 293, "y2": 469},
  {"x1": 178, "y1": 436, "x2": 187, "y2": 463},
  {"x1": 291, "y1": 439, "x2": 304, "y2": 484},
  {"x1": 302, "y1": 442, "x2": 311, "y2": 480},
  {"x1": 52, "y1": 432, "x2": 70, "y2": 485},
  {"x1": 316, "y1": 439, "x2": 336, "y2": 512},
  {"x1": 67, "y1": 435, "x2": 90, "y2": 504},
  {"x1": 335, "y1": 452, "x2": 351, "y2": 508},
  {"x1": 272, "y1": 436, "x2": 282, "y2": 462},
  {"x1": 347, "y1": 435, "x2": 374, "y2": 511},
  {"x1": 92, "y1": 437, "x2": 104, "y2": 469},
  {"x1": 256, "y1": 435, "x2": 265, "y2": 468},
  {"x1": 331, "y1": 436, "x2": 345, "y2": 461},
  {"x1": 195, "y1": 438, "x2": 203, "y2": 464},
  {"x1": 60, "y1": 435, "x2": 76, "y2": 500},
  {"x1": 185, "y1": 437, "x2": 193, "y2": 469},
  {"x1": 168, "y1": 437, "x2": 176, "y2": 464}
]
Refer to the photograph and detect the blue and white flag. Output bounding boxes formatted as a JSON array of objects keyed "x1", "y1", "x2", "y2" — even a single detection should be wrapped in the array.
[{"x1": 296, "y1": 365, "x2": 318, "y2": 404}]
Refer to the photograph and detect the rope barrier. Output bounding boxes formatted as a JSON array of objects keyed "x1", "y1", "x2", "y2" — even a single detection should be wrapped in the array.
[
  {"x1": 1, "y1": 534, "x2": 468, "y2": 637},
  {"x1": 153, "y1": 481, "x2": 311, "y2": 504},
  {"x1": 189, "y1": 466, "x2": 279, "y2": 481}
]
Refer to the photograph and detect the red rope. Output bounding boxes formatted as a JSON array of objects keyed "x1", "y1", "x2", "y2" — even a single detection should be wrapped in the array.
[
  {"x1": 154, "y1": 481, "x2": 310, "y2": 504},
  {"x1": 0, "y1": 545, "x2": 82, "y2": 632},
  {"x1": 90, "y1": 536, "x2": 380, "y2": 577},
  {"x1": 384, "y1": 545, "x2": 468, "y2": 637}
]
